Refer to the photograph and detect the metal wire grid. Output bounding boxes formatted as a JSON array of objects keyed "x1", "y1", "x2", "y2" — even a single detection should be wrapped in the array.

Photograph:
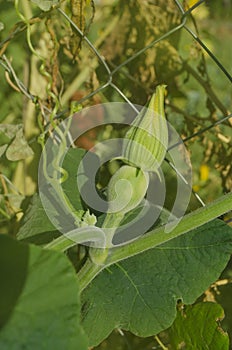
[
  {"x1": 0, "y1": 0, "x2": 231, "y2": 210},
  {"x1": 57, "y1": 0, "x2": 232, "y2": 208}
]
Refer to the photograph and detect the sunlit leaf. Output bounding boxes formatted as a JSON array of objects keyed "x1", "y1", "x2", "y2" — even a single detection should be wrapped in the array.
[
  {"x1": 6, "y1": 128, "x2": 34, "y2": 161},
  {"x1": 0, "y1": 125, "x2": 33, "y2": 161},
  {"x1": 0, "y1": 124, "x2": 21, "y2": 139},
  {"x1": 31, "y1": 0, "x2": 60, "y2": 11},
  {"x1": 168, "y1": 302, "x2": 229, "y2": 350}
]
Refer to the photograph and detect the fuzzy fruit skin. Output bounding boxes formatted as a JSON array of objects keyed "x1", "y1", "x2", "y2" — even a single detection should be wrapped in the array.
[
  {"x1": 89, "y1": 165, "x2": 149, "y2": 263},
  {"x1": 107, "y1": 165, "x2": 149, "y2": 215},
  {"x1": 89, "y1": 246, "x2": 110, "y2": 266}
]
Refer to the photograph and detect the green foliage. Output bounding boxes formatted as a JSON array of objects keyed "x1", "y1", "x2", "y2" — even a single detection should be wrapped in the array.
[
  {"x1": 61, "y1": 147, "x2": 86, "y2": 216},
  {"x1": 82, "y1": 220, "x2": 232, "y2": 347},
  {"x1": 168, "y1": 302, "x2": 229, "y2": 350},
  {"x1": 0, "y1": 234, "x2": 88, "y2": 350},
  {"x1": 31, "y1": 0, "x2": 60, "y2": 11},
  {"x1": 17, "y1": 147, "x2": 87, "y2": 243},
  {"x1": 0, "y1": 0, "x2": 232, "y2": 349},
  {"x1": 0, "y1": 124, "x2": 34, "y2": 160},
  {"x1": 17, "y1": 193, "x2": 59, "y2": 243}
]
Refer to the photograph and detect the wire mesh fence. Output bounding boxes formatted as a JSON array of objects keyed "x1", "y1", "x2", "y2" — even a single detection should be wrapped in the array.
[
  {"x1": 0, "y1": 0, "x2": 231, "y2": 216},
  {"x1": 0, "y1": 2, "x2": 232, "y2": 348}
]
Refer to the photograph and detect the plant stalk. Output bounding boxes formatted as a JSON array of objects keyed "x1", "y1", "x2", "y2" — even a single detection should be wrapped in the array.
[{"x1": 78, "y1": 191, "x2": 232, "y2": 293}]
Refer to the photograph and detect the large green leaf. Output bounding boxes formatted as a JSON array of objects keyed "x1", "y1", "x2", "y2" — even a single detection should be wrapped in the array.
[
  {"x1": 81, "y1": 219, "x2": 232, "y2": 347},
  {"x1": 167, "y1": 302, "x2": 229, "y2": 349},
  {"x1": 0, "y1": 234, "x2": 88, "y2": 350}
]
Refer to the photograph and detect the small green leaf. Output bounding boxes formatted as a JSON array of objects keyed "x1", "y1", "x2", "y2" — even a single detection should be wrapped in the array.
[
  {"x1": 168, "y1": 302, "x2": 229, "y2": 350},
  {"x1": 0, "y1": 234, "x2": 88, "y2": 350},
  {"x1": 6, "y1": 128, "x2": 34, "y2": 161},
  {"x1": 81, "y1": 219, "x2": 232, "y2": 347},
  {"x1": 0, "y1": 124, "x2": 21, "y2": 140},
  {"x1": 0, "y1": 124, "x2": 33, "y2": 161},
  {"x1": 31, "y1": 0, "x2": 60, "y2": 11}
]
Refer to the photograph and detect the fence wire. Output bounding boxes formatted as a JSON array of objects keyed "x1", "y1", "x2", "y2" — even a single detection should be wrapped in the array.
[
  {"x1": 57, "y1": 0, "x2": 232, "y2": 209},
  {"x1": 0, "y1": 0, "x2": 231, "y2": 212}
]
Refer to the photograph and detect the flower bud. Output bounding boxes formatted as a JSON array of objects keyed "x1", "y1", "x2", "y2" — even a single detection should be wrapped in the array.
[{"x1": 122, "y1": 85, "x2": 168, "y2": 173}]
